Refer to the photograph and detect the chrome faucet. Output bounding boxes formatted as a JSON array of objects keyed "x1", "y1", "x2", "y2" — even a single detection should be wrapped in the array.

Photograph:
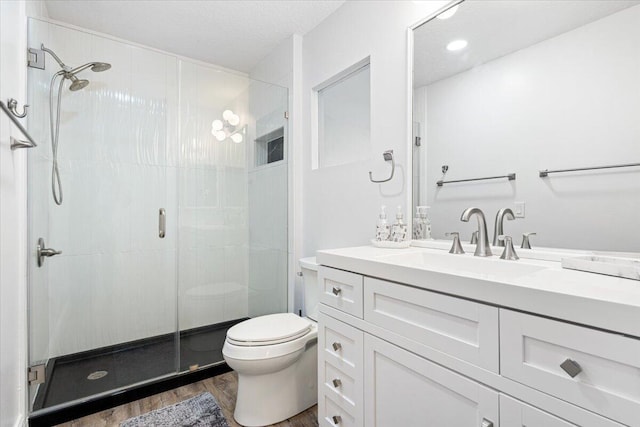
[
  {"x1": 493, "y1": 208, "x2": 515, "y2": 247},
  {"x1": 460, "y1": 207, "x2": 492, "y2": 257}
]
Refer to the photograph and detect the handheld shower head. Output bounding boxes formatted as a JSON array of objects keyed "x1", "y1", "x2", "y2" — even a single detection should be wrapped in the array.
[
  {"x1": 65, "y1": 62, "x2": 111, "y2": 91},
  {"x1": 39, "y1": 45, "x2": 112, "y2": 92},
  {"x1": 68, "y1": 74, "x2": 89, "y2": 91},
  {"x1": 42, "y1": 46, "x2": 112, "y2": 205}
]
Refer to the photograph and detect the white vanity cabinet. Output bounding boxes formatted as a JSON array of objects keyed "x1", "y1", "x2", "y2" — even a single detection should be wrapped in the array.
[{"x1": 317, "y1": 265, "x2": 632, "y2": 427}]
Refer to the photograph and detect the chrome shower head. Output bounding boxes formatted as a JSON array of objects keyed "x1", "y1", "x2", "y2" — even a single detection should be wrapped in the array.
[
  {"x1": 68, "y1": 75, "x2": 90, "y2": 91},
  {"x1": 91, "y1": 62, "x2": 111, "y2": 72},
  {"x1": 65, "y1": 62, "x2": 111, "y2": 91}
]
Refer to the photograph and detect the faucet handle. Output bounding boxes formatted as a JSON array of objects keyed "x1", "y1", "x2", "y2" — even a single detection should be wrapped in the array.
[
  {"x1": 445, "y1": 232, "x2": 465, "y2": 254},
  {"x1": 521, "y1": 232, "x2": 536, "y2": 249},
  {"x1": 470, "y1": 230, "x2": 478, "y2": 244},
  {"x1": 498, "y1": 235, "x2": 519, "y2": 260}
]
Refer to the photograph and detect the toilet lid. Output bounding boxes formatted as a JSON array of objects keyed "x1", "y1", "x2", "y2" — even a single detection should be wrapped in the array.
[{"x1": 226, "y1": 313, "x2": 312, "y2": 346}]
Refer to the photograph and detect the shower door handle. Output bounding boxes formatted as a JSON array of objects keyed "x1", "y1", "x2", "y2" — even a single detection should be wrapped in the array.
[
  {"x1": 36, "y1": 237, "x2": 62, "y2": 267},
  {"x1": 159, "y1": 208, "x2": 166, "y2": 238}
]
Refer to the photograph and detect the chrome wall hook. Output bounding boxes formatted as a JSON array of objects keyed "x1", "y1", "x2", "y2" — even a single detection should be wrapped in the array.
[
  {"x1": 369, "y1": 150, "x2": 395, "y2": 183},
  {"x1": 0, "y1": 100, "x2": 38, "y2": 149},
  {"x1": 7, "y1": 98, "x2": 29, "y2": 118}
]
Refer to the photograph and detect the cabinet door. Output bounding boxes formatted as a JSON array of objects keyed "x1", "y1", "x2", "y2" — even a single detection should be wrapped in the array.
[{"x1": 364, "y1": 334, "x2": 498, "y2": 427}]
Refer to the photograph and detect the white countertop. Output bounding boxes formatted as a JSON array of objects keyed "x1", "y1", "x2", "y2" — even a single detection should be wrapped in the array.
[{"x1": 316, "y1": 245, "x2": 640, "y2": 338}]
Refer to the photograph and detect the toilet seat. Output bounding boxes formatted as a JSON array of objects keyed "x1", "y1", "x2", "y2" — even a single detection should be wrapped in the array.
[
  {"x1": 226, "y1": 313, "x2": 312, "y2": 346},
  {"x1": 223, "y1": 315, "x2": 317, "y2": 362}
]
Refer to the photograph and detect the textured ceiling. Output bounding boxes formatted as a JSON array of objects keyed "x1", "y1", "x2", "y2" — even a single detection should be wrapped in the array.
[
  {"x1": 44, "y1": 0, "x2": 345, "y2": 73},
  {"x1": 414, "y1": 0, "x2": 640, "y2": 87}
]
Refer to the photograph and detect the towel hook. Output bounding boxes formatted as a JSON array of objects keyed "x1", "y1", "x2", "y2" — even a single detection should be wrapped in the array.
[
  {"x1": 7, "y1": 98, "x2": 29, "y2": 118},
  {"x1": 369, "y1": 150, "x2": 395, "y2": 183},
  {"x1": 0, "y1": 100, "x2": 38, "y2": 149}
]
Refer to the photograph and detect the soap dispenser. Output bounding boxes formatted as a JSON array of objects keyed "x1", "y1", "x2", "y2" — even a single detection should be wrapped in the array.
[
  {"x1": 391, "y1": 205, "x2": 408, "y2": 242},
  {"x1": 412, "y1": 206, "x2": 432, "y2": 240},
  {"x1": 421, "y1": 206, "x2": 432, "y2": 240},
  {"x1": 375, "y1": 205, "x2": 391, "y2": 241}
]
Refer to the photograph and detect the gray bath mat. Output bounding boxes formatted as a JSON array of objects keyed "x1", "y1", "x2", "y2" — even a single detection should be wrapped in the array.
[{"x1": 120, "y1": 392, "x2": 229, "y2": 427}]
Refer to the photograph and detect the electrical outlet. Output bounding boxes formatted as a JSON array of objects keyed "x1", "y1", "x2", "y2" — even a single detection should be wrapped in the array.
[{"x1": 514, "y1": 202, "x2": 525, "y2": 218}]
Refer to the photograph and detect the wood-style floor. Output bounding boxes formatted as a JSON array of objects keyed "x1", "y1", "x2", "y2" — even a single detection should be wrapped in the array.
[{"x1": 56, "y1": 371, "x2": 318, "y2": 427}]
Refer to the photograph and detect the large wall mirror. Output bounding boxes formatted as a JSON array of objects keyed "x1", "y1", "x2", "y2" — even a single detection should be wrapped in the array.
[{"x1": 412, "y1": 0, "x2": 640, "y2": 253}]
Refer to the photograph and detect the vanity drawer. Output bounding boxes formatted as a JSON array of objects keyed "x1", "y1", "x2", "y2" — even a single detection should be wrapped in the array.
[
  {"x1": 318, "y1": 312, "x2": 363, "y2": 377},
  {"x1": 500, "y1": 309, "x2": 640, "y2": 426},
  {"x1": 363, "y1": 277, "x2": 499, "y2": 372},
  {"x1": 319, "y1": 393, "x2": 358, "y2": 427},
  {"x1": 319, "y1": 266, "x2": 363, "y2": 318},
  {"x1": 320, "y1": 359, "x2": 360, "y2": 416},
  {"x1": 499, "y1": 395, "x2": 624, "y2": 427}
]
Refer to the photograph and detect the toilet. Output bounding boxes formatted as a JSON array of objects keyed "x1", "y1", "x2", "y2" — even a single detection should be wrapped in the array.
[{"x1": 222, "y1": 257, "x2": 319, "y2": 426}]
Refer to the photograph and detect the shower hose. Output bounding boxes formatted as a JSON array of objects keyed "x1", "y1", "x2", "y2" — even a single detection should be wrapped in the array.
[{"x1": 49, "y1": 71, "x2": 65, "y2": 206}]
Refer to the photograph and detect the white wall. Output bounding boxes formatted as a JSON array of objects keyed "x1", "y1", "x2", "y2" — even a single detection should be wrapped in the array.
[
  {"x1": 420, "y1": 5, "x2": 640, "y2": 252},
  {"x1": 1, "y1": 1, "x2": 30, "y2": 425},
  {"x1": 301, "y1": 1, "x2": 447, "y2": 256}
]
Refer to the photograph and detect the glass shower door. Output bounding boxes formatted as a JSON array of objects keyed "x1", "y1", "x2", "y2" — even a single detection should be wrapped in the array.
[{"x1": 27, "y1": 18, "x2": 179, "y2": 413}]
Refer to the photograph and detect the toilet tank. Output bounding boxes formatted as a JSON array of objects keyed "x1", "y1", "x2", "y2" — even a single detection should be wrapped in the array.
[{"x1": 299, "y1": 257, "x2": 319, "y2": 321}]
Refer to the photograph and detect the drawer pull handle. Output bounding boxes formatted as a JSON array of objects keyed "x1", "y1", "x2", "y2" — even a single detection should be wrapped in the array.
[
  {"x1": 332, "y1": 286, "x2": 342, "y2": 295},
  {"x1": 332, "y1": 342, "x2": 342, "y2": 351},
  {"x1": 560, "y1": 358, "x2": 582, "y2": 378},
  {"x1": 481, "y1": 419, "x2": 494, "y2": 427},
  {"x1": 332, "y1": 415, "x2": 342, "y2": 425},
  {"x1": 332, "y1": 378, "x2": 342, "y2": 388}
]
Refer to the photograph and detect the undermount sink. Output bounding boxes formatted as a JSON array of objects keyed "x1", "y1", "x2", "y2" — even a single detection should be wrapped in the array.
[{"x1": 376, "y1": 250, "x2": 547, "y2": 279}]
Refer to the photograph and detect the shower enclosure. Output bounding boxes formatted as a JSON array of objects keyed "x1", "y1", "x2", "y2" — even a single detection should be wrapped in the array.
[{"x1": 26, "y1": 18, "x2": 288, "y2": 415}]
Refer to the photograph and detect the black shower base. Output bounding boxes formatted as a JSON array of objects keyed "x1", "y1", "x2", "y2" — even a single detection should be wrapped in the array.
[{"x1": 30, "y1": 318, "x2": 245, "y2": 425}]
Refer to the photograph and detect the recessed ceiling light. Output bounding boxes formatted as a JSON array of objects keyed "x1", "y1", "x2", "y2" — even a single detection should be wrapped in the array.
[
  {"x1": 437, "y1": 5, "x2": 459, "y2": 20},
  {"x1": 446, "y1": 39, "x2": 468, "y2": 52}
]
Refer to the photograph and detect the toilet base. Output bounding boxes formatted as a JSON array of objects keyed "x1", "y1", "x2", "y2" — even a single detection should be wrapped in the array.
[{"x1": 233, "y1": 343, "x2": 318, "y2": 426}]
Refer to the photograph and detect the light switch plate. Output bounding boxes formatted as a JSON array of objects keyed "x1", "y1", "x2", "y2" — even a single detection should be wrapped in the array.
[{"x1": 514, "y1": 202, "x2": 525, "y2": 218}]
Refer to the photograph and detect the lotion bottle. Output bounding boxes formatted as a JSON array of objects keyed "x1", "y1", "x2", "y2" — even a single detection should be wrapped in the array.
[
  {"x1": 413, "y1": 207, "x2": 425, "y2": 239},
  {"x1": 375, "y1": 205, "x2": 391, "y2": 241},
  {"x1": 391, "y1": 205, "x2": 407, "y2": 242},
  {"x1": 420, "y1": 206, "x2": 432, "y2": 239}
]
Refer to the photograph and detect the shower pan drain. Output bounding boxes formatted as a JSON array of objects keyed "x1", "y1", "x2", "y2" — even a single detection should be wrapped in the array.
[{"x1": 87, "y1": 370, "x2": 108, "y2": 380}]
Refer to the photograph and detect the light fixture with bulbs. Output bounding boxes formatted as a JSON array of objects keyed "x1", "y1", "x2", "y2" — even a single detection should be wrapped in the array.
[{"x1": 211, "y1": 109, "x2": 244, "y2": 143}]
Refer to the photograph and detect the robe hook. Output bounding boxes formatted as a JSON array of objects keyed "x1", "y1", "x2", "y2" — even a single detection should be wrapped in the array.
[{"x1": 7, "y1": 98, "x2": 29, "y2": 118}]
